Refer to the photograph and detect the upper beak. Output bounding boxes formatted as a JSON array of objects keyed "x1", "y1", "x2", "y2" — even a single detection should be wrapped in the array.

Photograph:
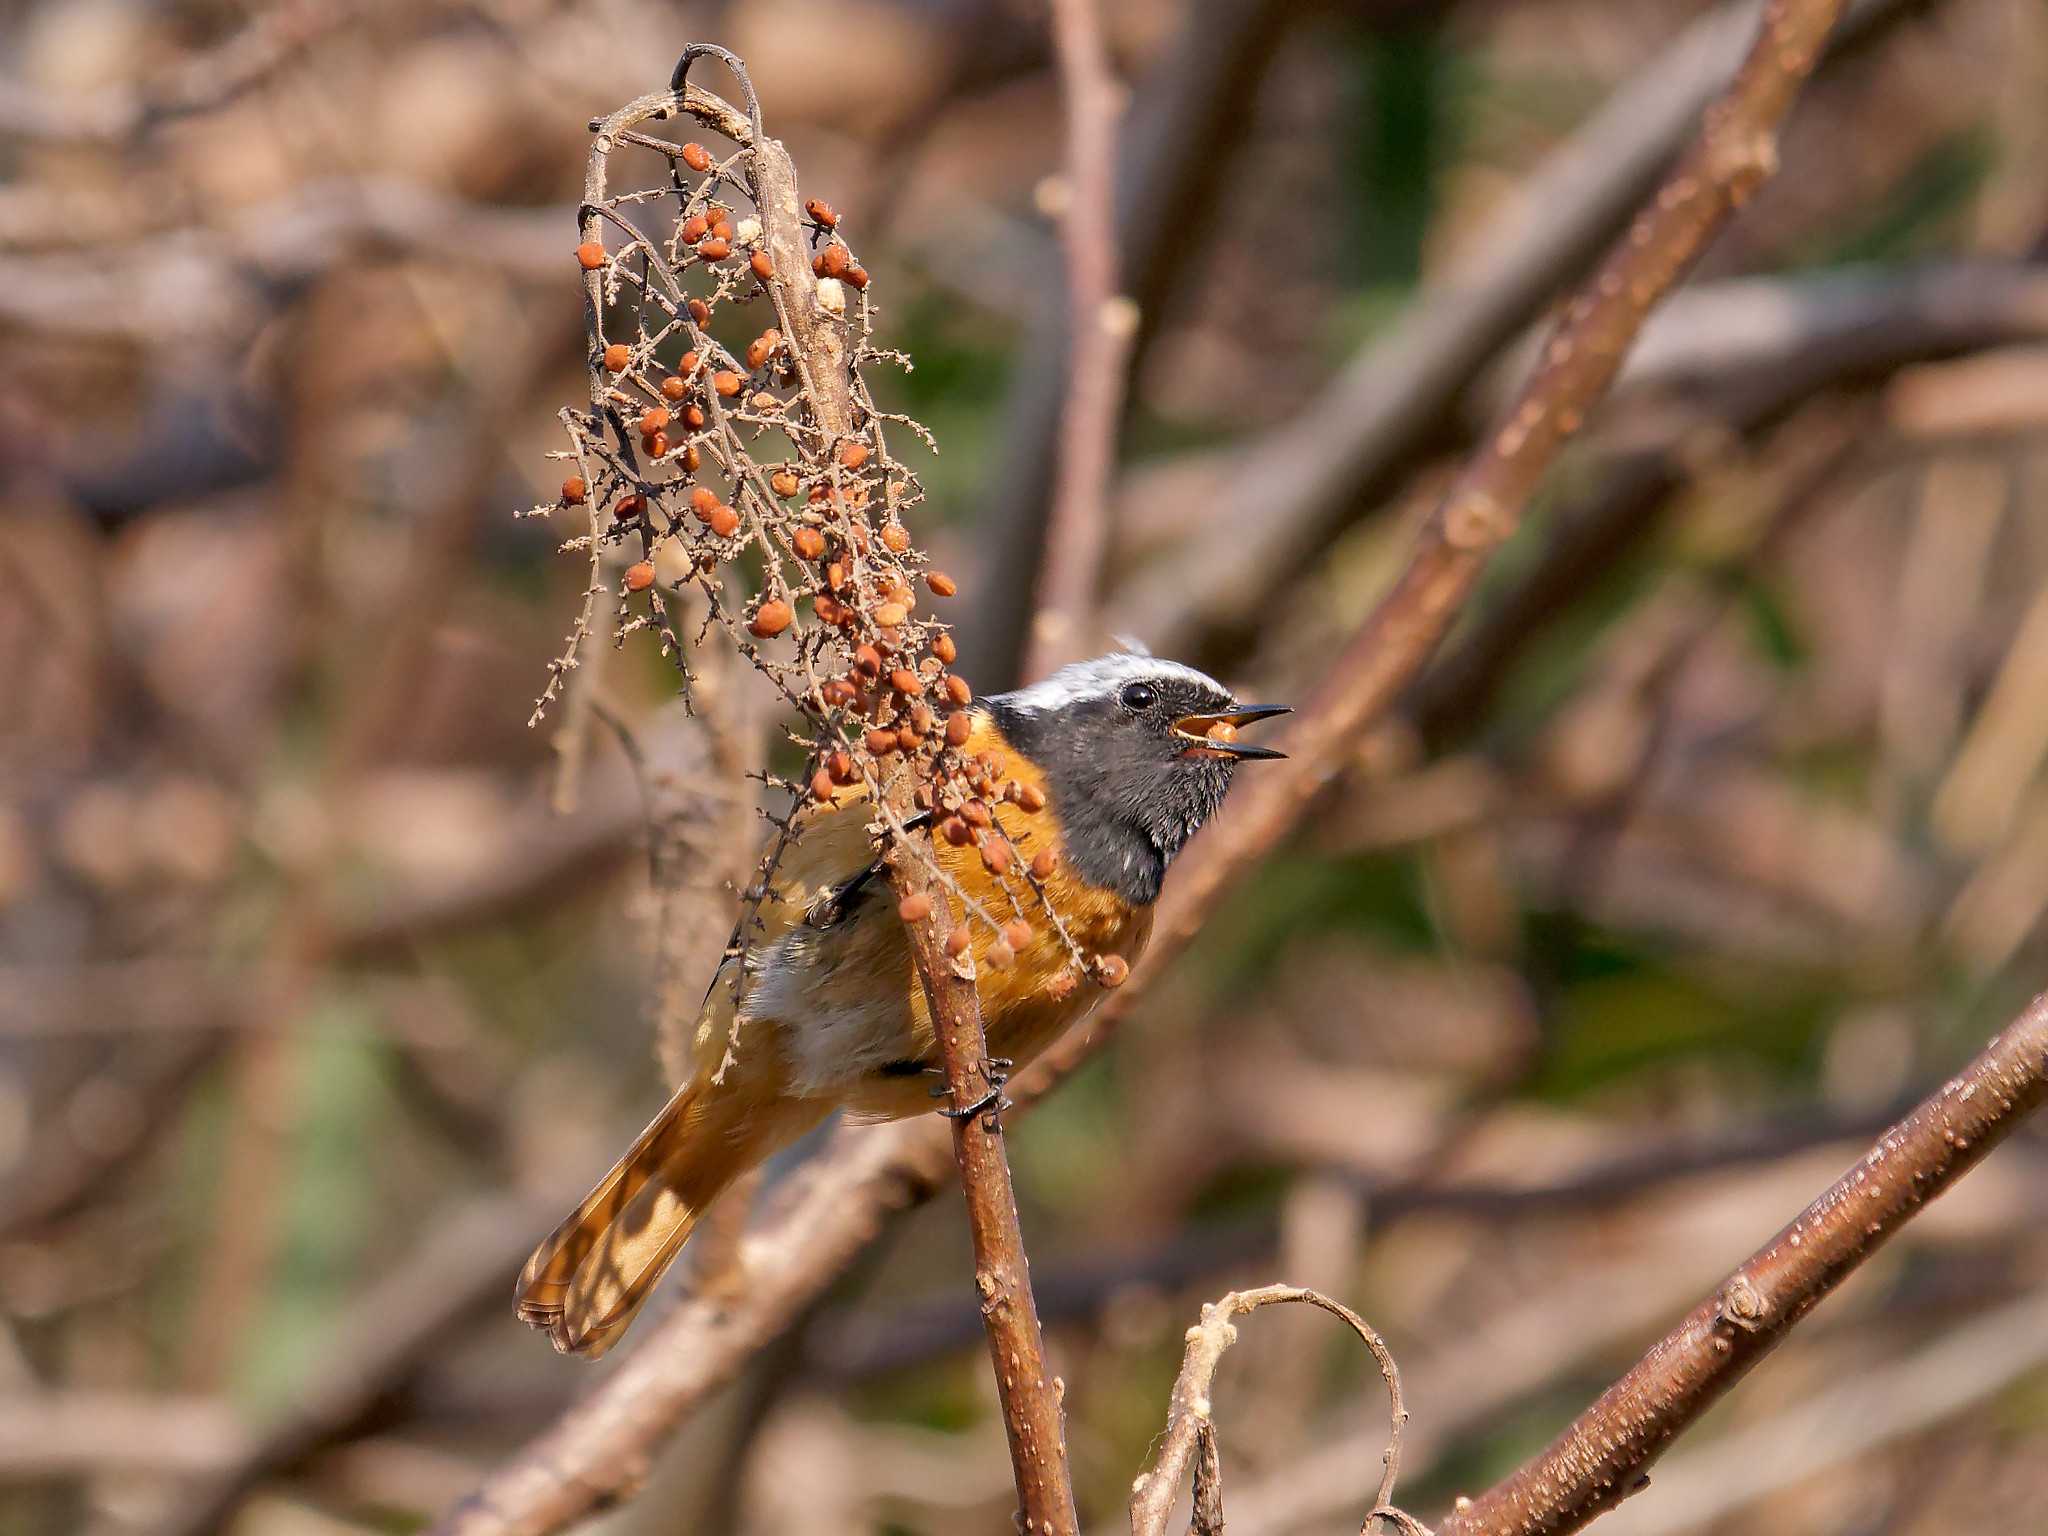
[{"x1": 1172, "y1": 704, "x2": 1291, "y2": 760}]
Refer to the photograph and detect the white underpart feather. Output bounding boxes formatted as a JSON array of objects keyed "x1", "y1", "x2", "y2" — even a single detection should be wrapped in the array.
[{"x1": 1002, "y1": 652, "x2": 1229, "y2": 715}]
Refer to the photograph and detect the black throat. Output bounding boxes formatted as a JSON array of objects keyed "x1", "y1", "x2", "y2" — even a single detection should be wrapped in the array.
[{"x1": 985, "y1": 697, "x2": 1227, "y2": 908}]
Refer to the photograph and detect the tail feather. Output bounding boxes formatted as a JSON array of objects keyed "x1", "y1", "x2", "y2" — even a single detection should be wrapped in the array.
[{"x1": 516, "y1": 1078, "x2": 762, "y2": 1359}]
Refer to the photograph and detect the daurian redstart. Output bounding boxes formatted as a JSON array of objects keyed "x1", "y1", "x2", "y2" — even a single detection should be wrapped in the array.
[{"x1": 517, "y1": 653, "x2": 1288, "y2": 1356}]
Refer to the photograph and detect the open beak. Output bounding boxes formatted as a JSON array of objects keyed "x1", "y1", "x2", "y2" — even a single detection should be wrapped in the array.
[{"x1": 1172, "y1": 704, "x2": 1291, "y2": 761}]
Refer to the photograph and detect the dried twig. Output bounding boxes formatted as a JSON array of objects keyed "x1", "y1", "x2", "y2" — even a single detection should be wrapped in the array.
[
  {"x1": 1129, "y1": 1285, "x2": 1419, "y2": 1536},
  {"x1": 1024, "y1": 0, "x2": 1131, "y2": 678},
  {"x1": 1032, "y1": 0, "x2": 1853, "y2": 1098},
  {"x1": 1435, "y1": 990, "x2": 2048, "y2": 1536}
]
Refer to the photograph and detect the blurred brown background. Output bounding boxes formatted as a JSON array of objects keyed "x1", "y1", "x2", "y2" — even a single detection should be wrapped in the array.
[{"x1": 4, "y1": 0, "x2": 2048, "y2": 1532}]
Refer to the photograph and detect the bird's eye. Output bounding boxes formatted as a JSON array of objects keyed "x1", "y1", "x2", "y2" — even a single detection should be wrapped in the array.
[{"x1": 1120, "y1": 681, "x2": 1157, "y2": 712}]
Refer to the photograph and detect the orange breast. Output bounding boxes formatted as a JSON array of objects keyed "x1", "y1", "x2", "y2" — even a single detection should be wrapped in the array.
[{"x1": 841, "y1": 714, "x2": 1150, "y2": 1118}]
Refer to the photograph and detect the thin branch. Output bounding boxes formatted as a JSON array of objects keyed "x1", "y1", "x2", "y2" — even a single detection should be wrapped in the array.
[
  {"x1": 888, "y1": 844, "x2": 1081, "y2": 1536},
  {"x1": 1435, "y1": 990, "x2": 2048, "y2": 1536},
  {"x1": 1129, "y1": 1285, "x2": 1417, "y2": 1536},
  {"x1": 1024, "y1": 0, "x2": 1131, "y2": 678}
]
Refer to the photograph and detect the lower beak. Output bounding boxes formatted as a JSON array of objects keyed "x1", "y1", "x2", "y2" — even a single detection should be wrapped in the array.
[{"x1": 1172, "y1": 704, "x2": 1291, "y2": 760}]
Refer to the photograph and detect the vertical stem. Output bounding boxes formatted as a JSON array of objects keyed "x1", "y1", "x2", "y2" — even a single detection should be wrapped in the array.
[
  {"x1": 890, "y1": 847, "x2": 1081, "y2": 1535},
  {"x1": 1026, "y1": 0, "x2": 1131, "y2": 679}
]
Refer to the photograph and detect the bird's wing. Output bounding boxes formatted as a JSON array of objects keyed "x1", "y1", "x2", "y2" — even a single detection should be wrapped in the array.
[{"x1": 683, "y1": 787, "x2": 914, "y2": 1087}]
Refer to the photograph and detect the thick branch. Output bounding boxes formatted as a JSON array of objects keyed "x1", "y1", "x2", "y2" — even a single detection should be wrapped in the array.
[{"x1": 1436, "y1": 992, "x2": 2048, "y2": 1536}]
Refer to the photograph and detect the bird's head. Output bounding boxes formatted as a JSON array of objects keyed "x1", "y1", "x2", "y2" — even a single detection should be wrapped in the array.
[{"x1": 983, "y1": 653, "x2": 1289, "y2": 906}]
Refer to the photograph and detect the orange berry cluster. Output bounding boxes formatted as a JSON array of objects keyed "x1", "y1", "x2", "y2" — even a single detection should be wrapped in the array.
[{"x1": 534, "y1": 83, "x2": 1112, "y2": 998}]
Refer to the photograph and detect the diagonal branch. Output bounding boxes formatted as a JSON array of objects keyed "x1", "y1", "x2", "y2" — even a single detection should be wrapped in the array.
[{"x1": 1435, "y1": 992, "x2": 2048, "y2": 1536}]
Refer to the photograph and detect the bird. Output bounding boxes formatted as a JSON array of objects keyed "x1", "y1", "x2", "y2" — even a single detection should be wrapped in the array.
[{"x1": 516, "y1": 651, "x2": 1289, "y2": 1357}]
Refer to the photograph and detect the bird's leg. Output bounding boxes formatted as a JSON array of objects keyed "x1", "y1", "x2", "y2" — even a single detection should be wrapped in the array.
[{"x1": 933, "y1": 1056, "x2": 1014, "y2": 1127}]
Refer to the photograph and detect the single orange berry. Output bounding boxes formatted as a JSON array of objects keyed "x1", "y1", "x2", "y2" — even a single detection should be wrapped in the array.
[
  {"x1": 875, "y1": 601, "x2": 909, "y2": 629},
  {"x1": 895, "y1": 724, "x2": 919, "y2": 753},
  {"x1": 854, "y1": 644, "x2": 883, "y2": 677},
  {"x1": 1046, "y1": 969, "x2": 1079, "y2": 1001},
  {"x1": 810, "y1": 769, "x2": 835, "y2": 803},
  {"x1": 846, "y1": 265, "x2": 870, "y2": 291},
  {"x1": 1003, "y1": 918, "x2": 1031, "y2": 951},
  {"x1": 944, "y1": 925, "x2": 971, "y2": 958},
  {"x1": 944, "y1": 712, "x2": 972, "y2": 748},
  {"x1": 963, "y1": 799, "x2": 992, "y2": 829},
  {"x1": 864, "y1": 726, "x2": 897, "y2": 756},
  {"x1": 681, "y1": 142, "x2": 712, "y2": 172},
  {"x1": 681, "y1": 444, "x2": 701, "y2": 472},
  {"x1": 791, "y1": 526, "x2": 824, "y2": 559},
  {"x1": 826, "y1": 750, "x2": 854, "y2": 783},
  {"x1": 687, "y1": 298, "x2": 711, "y2": 324},
  {"x1": 933, "y1": 633, "x2": 958, "y2": 665},
  {"x1": 679, "y1": 349, "x2": 701, "y2": 375},
  {"x1": 614, "y1": 494, "x2": 646, "y2": 521},
  {"x1": 1016, "y1": 784, "x2": 1046, "y2": 814},
  {"x1": 1030, "y1": 847, "x2": 1058, "y2": 880},
  {"x1": 1095, "y1": 954, "x2": 1130, "y2": 987},
  {"x1": 681, "y1": 213, "x2": 709, "y2": 244},
  {"x1": 771, "y1": 468, "x2": 801, "y2": 497},
  {"x1": 746, "y1": 329, "x2": 781, "y2": 369},
  {"x1": 750, "y1": 251, "x2": 774, "y2": 281},
  {"x1": 661, "y1": 375, "x2": 688, "y2": 401},
  {"x1": 749, "y1": 599, "x2": 793, "y2": 638},
  {"x1": 816, "y1": 243, "x2": 850, "y2": 278},
  {"x1": 712, "y1": 370, "x2": 742, "y2": 397},
  {"x1": 944, "y1": 675, "x2": 972, "y2": 707},
  {"x1": 561, "y1": 475, "x2": 587, "y2": 505},
  {"x1": 643, "y1": 431, "x2": 669, "y2": 457},
  {"x1": 575, "y1": 241, "x2": 606, "y2": 270},
  {"x1": 985, "y1": 939, "x2": 1014, "y2": 969},
  {"x1": 982, "y1": 841, "x2": 1012, "y2": 875},
  {"x1": 927, "y1": 571, "x2": 958, "y2": 597},
  {"x1": 624, "y1": 561, "x2": 656, "y2": 592},
  {"x1": 690, "y1": 486, "x2": 718, "y2": 517},
  {"x1": 603, "y1": 342, "x2": 631, "y2": 372},
  {"x1": 683, "y1": 404, "x2": 706, "y2": 429},
  {"x1": 697, "y1": 236, "x2": 731, "y2": 262},
  {"x1": 640, "y1": 407, "x2": 670, "y2": 436},
  {"x1": 889, "y1": 668, "x2": 922, "y2": 696},
  {"x1": 707, "y1": 505, "x2": 739, "y2": 537},
  {"x1": 880, "y1": 524, "x2": 911, "y2": 553},
  {"x1": 805, "y1": 198, "x2": 839, "y2": 228},
  {"x1": 898, "y1": 891, "x2": 933, "y2": 923},
  {"x1": 837, "y1": 439, "x2": 870, "y2": 470},
  {"x1": 941, "y1": 816, "x2": 971, "y2": 846},
  {"x1": 815, "y1": 595, "x2": 847, "y2": 626}
]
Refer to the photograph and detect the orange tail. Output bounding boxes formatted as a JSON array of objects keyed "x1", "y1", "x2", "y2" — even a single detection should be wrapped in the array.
[{"x1": 516, "y1": 1077, "x2": 807, "y2": 1358}]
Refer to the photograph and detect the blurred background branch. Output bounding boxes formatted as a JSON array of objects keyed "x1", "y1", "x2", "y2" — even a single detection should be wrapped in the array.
[{"x1": 7, "y1": 0, "x2": 2048, "y2": 1532}]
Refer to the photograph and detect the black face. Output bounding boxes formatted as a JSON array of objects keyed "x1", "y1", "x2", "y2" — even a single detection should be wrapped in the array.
[{"x1": 986, "y1": 663, "x2": 1286, "y2": 907}]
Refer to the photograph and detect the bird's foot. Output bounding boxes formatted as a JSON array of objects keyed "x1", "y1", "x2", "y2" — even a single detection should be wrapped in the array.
[{"x1": 933, "y1": 1057, "x2": 1015, "y2": 1128}]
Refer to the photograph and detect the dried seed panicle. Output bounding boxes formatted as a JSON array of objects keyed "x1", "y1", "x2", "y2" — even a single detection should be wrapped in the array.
[{"x1": 524, "y1": 50, "x2": 1129, "y2": 1018}]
